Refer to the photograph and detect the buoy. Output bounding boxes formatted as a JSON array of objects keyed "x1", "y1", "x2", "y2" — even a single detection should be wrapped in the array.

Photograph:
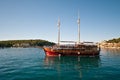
[
  {"x1": 78, "y1": 52, "x2": 80, "y2": 55},
  {"x1": 59, "y1": 54, "x2": 61, "y2": 56}
]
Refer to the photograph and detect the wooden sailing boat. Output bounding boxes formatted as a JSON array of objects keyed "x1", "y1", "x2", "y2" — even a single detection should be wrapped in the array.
[{"x1": 43, "y1": 14, "x2": 100, "y2": 56}]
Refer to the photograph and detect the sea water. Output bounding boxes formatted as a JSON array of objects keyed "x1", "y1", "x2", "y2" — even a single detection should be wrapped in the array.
[{"x1": 0, "y1": 48, "x2": 120, "y2": 80}]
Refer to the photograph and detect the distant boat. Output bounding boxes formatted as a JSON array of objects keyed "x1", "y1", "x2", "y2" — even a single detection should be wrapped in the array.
[{"x1": 43, "y1": 14, "x2": 100, "y2": 56}]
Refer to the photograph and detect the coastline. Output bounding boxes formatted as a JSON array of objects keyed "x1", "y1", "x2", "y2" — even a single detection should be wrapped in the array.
[
  {"x1": 100, "y1": 42, "x2": 120, "y2": 49},
  {"x1": 0, "y1": 39, "x2": 55, "y2": 48},
  {"x1": 0, "y1": 45, "x2": 45, "y2": 49}
]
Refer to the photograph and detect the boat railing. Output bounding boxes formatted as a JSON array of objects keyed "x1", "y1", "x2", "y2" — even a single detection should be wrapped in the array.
[{"x1": 43, "y1": 43, "x2": 100, "y2": 51}]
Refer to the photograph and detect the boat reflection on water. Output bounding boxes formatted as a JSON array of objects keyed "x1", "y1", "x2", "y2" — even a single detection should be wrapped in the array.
[{"x1": 44, "y1": 56, "x2": 101, "y2": 79}]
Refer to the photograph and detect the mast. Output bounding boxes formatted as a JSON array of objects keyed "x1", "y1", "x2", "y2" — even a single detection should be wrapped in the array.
[
  {"x1": 77, "y1": 11, "x2": 80, "y2": 44},
  {"x1": 57, "y1": 17, "x2": 60, "y2": 46}
]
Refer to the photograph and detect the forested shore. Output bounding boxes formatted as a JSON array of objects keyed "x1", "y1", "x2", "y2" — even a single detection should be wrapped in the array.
[{"x1": 0, "y1": 39, "x2": 55, "y2": 48}]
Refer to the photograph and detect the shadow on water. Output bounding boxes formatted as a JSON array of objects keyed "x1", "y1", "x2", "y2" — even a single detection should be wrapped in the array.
[{"x1": 44, "y1": 56, "x2": 101, "y2": 79}]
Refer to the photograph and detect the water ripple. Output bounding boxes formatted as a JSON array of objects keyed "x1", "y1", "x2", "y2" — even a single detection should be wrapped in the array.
[{"x1": 0, "y1": 48, "x2": 120, "y2": 80}]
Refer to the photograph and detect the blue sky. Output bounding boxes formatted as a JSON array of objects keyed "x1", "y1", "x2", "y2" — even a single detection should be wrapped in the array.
[{"x1": 0, "y1": 0, "x2": 120, "y2": 42}]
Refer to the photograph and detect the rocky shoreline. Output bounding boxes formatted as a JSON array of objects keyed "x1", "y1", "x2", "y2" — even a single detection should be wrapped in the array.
[{"x1": 100, "y1": 42, "x2": 120, "y2": 49}]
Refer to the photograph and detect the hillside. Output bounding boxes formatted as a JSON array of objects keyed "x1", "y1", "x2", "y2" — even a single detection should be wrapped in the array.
[
  {"x1": 0, "y1": 39, "x2": 55, "y2": 48},
  {"x1": 106, "y1": 38, "x2": 120, "y2": 43},
  {"x1": 100, "y1": 38, "x2": 120, "y2": 48}
]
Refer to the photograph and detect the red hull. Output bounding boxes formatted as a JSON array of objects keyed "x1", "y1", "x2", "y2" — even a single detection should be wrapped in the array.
[
  {"x1": 43, "y1": 47, "x2": 59, "y2": 56},
  {"x1": 45, "y1": 52, "x2": 59, "y2": 56},
  {"x1": 45, "y1": 51, "x2": 99, "y2": 56},
  {"x1": 43, "y1": 47, "x2": 99, "y2": 56}
]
